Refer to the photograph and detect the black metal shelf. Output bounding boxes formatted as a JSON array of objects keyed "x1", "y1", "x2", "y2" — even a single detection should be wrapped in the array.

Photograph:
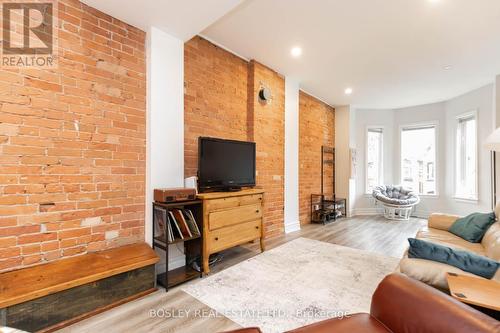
[
  {"x1": 153, "y1": 200, "x2": 202, "y2": 209},
  {"x1": 311, "y1": 194, "x2": 346, "y2": 224},
  {"x1": 153, "y1": 234, "x2": 201, "y2": 249},
  {"x1": 152, "y1": 201, "x2": 203, "y2": 291},
  {"x1": 311, "y1": 146, "x2": 346, "y2": 224},
  {"x1": 157, "y1": 266, "x2": 200, "y2": 289}
]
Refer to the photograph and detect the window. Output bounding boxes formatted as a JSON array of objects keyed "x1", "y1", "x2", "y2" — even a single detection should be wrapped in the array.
[
  {"x1": 455, "y1": 113, "x2": 477, "y2": 200},
  {"x1": 366, "y1": 127, "x2": 383, "y2": 193},
  {"x1": 426, "y1": 162, "x2": 434, "y2": 181},
  {"x1": 400, "y1": 125, "x2": 437, "y2": 195}
]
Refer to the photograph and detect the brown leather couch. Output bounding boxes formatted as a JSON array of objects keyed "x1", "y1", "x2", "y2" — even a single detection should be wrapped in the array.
[{"x1": 222, "y1": 273, "x2": 500, "y2": 333}]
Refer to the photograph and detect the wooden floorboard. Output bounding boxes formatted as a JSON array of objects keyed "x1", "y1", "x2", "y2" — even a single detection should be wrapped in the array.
[{"x1": 56, "y1": 216, "x2": 426, "y2": 333}]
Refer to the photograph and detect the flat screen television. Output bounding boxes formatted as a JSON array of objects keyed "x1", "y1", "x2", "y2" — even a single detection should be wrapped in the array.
[{"x1": 198, "y1": 137, "x2": 256, "y2": 192}]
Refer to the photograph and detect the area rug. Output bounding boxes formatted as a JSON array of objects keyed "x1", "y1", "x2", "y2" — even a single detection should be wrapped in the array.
[{"x1": 182, "y1": 237, "x2": 399, "y2": 333}]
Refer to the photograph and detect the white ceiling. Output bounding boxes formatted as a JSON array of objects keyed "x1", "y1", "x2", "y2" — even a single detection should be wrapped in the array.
[
  {"x1": 202, "y1": 0, "x2": 500, "y2": 108},
  {"x1": 81, "y1": 0, "x2": 244, "y2": 41},
  {"x1": 81, "y1": 0, "x2": 500, "y2": 109}
]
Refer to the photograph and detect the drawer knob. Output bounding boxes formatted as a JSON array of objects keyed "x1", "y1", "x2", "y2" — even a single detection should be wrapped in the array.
[
  {"x1": 215, "y1": 237, "x2": 219, "y2": 241},
  {"x1": 256, "y1": 210, "x2": 260, "y2": 213},
  {"x1": 255, "y1": 226, "x2": 259, "y2": 229}
]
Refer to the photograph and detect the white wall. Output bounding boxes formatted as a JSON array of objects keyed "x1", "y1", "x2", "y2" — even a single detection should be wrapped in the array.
[
  {"x1": 284, "y1": 78, "x2": 300, "y2": 233},
  {"x1": 496, "y1": 76, "x2": 500, "y2": 127},
  {"x1": 443, "y1": 85, "x2": 494, "y2": 215},
  {"x1": 495, "y1": 76, "x2": 500, "y2": 205},
  {"x1": 352, "y1": 84, "x2": 494, "y2": 217},
  {"x1": 335, "y1": 106, "x2": 353, "y2": 216},
  {"x1": 348, "y1": 107, "x2": 357, "y2": 214},
  {"x1": 352, "y1": 108, "x2": 395, "y2": 215},
  {"x1": 146, "y1": 27, "x2": 185, "y2": 272}
]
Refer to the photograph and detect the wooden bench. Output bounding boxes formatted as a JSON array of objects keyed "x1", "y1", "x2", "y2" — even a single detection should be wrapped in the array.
[{"x1": 0, "y1": 243, "x2": 159, "y2": 333}]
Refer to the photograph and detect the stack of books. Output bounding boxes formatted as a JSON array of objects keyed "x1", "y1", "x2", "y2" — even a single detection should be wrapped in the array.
[{"x1": 153, "y1": 207, "x2": 201, "y2": 244}]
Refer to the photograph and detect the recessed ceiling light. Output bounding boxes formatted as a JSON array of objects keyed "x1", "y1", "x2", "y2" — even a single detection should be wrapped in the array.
[
  {"x1": 344, "y1": 87, "x2": 353, "y2": 95},
  {"x1": 291, "y1": 47, "x2": 302, "y2": 58},
  {"x1": 443, "y1": 65, "x2": 453, "y2": 70}
]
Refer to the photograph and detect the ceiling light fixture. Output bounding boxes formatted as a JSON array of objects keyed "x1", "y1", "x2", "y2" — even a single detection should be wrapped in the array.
[
  {"x1": 291, "y1": 47, "x2": 302, "y2": 58},
  {"x1": 344, "y1": 87, "x2": 353, "y2": 95},
  {"x1": 443, "y1": 65, "x2": 453, "y2": 70}
]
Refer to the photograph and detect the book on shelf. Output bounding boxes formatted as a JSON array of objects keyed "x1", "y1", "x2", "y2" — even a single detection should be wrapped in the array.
[
  {"x1": 166, "y1": 214, "x2": 179, "y2": 241},
  {"x1": 168, "y1": 211, "x2": 184, "y2": 240},
  {"x1": 183, "y1": 209, "x2": 200, "y2": 236},
  {"x1": 154, "y1": 206, "x2": 201, "y2": 245},
  {"x1": 167, "y1": 214, "x2": 174, "y2": 243},
  {"x1": 154, "y1": 206, "x2": 178, "y2": 244},
  {"x1": 173, "y1": 209, "x2": 192, "y2": 238},
  {"x1": 153, "y1": 206, "x2": 167, "y2": 238}
]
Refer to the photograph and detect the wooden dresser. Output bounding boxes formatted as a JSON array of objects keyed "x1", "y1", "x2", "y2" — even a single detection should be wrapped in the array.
[{"x1": 197, "y1": 189, "x2": 265, "y2": 273}]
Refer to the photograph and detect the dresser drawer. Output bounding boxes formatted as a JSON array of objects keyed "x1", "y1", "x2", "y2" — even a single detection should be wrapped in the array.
[
  {"x1": 206, "y1": 197, "x2": 241, "y2": 211},
  {"x1": 208, "y1": 220, "x2": 262, "y2": 253},
  {"x1": 209, "y1": 204, "x2": 262, "y2": 230},
  {"x1": 239, "y1": 194, "x2": 263, "y2": 206},
  {"x1": 206, "y1": 194, "x2": 263, "y2": 212}
]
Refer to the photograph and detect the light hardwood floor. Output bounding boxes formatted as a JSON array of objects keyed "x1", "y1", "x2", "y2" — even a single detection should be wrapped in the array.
[{"x1": 58, "y1": 216, "x2": 426, "y2": 333}]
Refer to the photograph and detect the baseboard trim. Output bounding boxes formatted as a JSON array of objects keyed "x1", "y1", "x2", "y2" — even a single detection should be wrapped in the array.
[
  {"x1": 412, "y1": 211, "x2": 431, "y2": 219},
  {"x1": 284, "y1": 221, "x2": 301, "y2": 233},
  {"x1": 352, "y1": 207, "x2": 429, "y2": 219},
  {"x1": 352, "y1": 208, "x2": 383, "y2": 216}
]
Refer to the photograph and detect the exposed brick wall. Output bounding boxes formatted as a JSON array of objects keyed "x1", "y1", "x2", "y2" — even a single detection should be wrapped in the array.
[
  {"x1": 0, "y1": 0, "x2": 146, "y2": 272},
  {"x1": 299, "y1": 91, "x2": 335, "y2": 225},
  {"x1": 184, "y1": 36, "x2": 248, "y2": 178},
  {"x1": 184, "y1": 37, "x2": 334, "y2": 235},
  {"x1": 247, "y1": 61, "x2": 285, "y2": 237},
  {"x1": 184, "y1": 37, "x2": 286, "y2": 238}
]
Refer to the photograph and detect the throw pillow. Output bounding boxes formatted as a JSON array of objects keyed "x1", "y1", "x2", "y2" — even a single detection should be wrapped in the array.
[
  {"x1": 449, "y1": 212, "x2": 496, "y2": 243},
  {"x1": 407, "y1": 238, "x2": 499, "y2": 279}
]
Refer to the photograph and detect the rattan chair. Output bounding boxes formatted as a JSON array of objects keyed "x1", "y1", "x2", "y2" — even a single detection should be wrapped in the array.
[{"x1": 372, "y1": 185, "x2": 420, "y2": 221}]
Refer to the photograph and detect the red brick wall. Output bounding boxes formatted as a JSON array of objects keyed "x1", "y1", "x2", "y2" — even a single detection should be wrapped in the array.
[
  {"x1": 299, "y1": 91, "x2": 335, "y2": 225},
  {"x1": 0, "y1": 0, "x2": 146, "y2": 272},
  {"x1": 247, "y1": 61, "x2": 285, "y2": 237},
  {"x1": 184, "y1": 37, "x2": 335, "y2": 235},
  {"x1": 184, "y1": 36, "x2": 248, "y2": 177},
  {"x1": 184, "y1": 37, "x2": 286, "y2": 237}
]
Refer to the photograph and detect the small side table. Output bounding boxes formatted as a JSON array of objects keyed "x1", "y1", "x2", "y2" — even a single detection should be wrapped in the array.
[{"x1": 446, "y1": 272, "x2": 500, "y2": 312}]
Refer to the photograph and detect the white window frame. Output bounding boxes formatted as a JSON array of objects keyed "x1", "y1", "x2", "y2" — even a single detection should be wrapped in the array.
[
  {"x1": 399, "y1": 122, "x2": 439, "y2": 197},
  {"x1": 365, "y1": 126, "x2": 384, "y2": 194},
  {"x1": 454, "y1": 110, "x2": 478, "y2": 202}
]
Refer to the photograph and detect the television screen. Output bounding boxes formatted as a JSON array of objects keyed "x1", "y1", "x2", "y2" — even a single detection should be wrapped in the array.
[{"x1": 198, "y1": 137, "x2": 256, "y2": 191}]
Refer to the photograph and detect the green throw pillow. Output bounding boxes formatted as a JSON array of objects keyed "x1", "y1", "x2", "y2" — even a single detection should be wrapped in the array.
[
  {"x1": 449, "y1": 212, "x2": 496, "y2": 243},
  {"x1": 408, "y1": 238, "x2": 499, "y2": 279}
]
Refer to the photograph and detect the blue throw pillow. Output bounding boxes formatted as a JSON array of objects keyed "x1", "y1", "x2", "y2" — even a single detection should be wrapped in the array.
[
  {"x1": 408, "y1": 238, "x2": 499, "y2": 279},
  {"x1": 449, "y1": 212, "x2": 496, "y2": 243}
]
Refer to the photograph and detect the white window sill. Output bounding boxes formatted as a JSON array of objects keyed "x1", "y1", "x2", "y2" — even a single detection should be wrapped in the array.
[
  {"x1": 418, "y1": 194, "x2": 439, "y2": 199},
  {"x1": 366, "y1": 193, "x2": 438, "y2": 199},
  {"x1": 453, "y1": 197, "x2": 479, "y2": 203}
]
